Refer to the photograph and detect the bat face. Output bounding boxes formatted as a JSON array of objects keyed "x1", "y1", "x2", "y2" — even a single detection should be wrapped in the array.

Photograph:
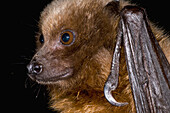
[{"x1": 27, "y1": 0, "x2": 119, "y2": 88}]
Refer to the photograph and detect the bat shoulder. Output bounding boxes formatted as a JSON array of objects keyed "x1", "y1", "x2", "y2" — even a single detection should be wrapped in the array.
[{"x1": 49, "y1": 83, "x2": 135, "y2": 113}]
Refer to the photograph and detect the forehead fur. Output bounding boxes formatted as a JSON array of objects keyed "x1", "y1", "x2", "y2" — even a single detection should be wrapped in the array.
[
  {"x1": 39, "y1": 0, "x2": 112, "y2": 36},
  {"x1": 41, "y1": 0, "x2": 112, "y2": 19}
]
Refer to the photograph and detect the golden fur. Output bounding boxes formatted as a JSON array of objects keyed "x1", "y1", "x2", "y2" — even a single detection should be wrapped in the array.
[{"x1": 34, "y1": 0, "x2": 170, "y2": 112}]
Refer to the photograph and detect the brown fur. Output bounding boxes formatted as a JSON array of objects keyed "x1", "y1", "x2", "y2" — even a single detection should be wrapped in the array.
[{"x1": 33, "y1": 0, "x2": 170, "y2": 112}]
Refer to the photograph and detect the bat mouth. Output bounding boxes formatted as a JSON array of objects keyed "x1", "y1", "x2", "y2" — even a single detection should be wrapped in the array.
[{"x1": 28, "y1": 68, "x2": 73, "y2": 84}]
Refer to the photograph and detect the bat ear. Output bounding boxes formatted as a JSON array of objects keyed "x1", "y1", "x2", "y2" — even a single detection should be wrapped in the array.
[{"x1": 104, "y1": 0, "x2": 120, "y2": 17}]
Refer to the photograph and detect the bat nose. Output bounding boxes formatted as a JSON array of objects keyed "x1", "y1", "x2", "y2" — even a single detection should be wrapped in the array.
[{"x1": 27, "y1": 61, "x2": 43, "y2": 75}]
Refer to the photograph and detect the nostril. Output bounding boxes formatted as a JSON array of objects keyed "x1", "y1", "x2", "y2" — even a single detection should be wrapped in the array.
[
  {"x1": 33, "y1": 63, "x2": 43, "y2": 74},
  {"x1": 27, "y1": 62, "x2": 43, "y2": 75}
]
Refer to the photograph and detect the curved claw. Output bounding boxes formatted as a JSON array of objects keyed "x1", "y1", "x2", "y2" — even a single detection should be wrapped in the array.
[
  {"x1": 103, "y1": 21, "x2": 128, "y2": 106},
  {"x1": 104, "y1": 82, "x2": 128, "y2": 106}
]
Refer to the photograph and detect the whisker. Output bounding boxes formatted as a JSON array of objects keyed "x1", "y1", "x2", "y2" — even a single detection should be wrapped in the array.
[
  {"x1": 12, "y1": 62, "x2": 26, "y2": 65},
  {"x1": 25, "y1": 78, "x2": 42, "y2": 99},
  {"x1": 31, "y1": 82, "x2": 38, "y2": 88},
  {"x1": 31, "y1": 17, "x2": 39, "y2": 25},
  {"x1": 23, "y1": 57, "x2": 31, "y2": 61},
  {"x1": 25, "y1": 77, "x2": 29, "y2": 88},
  {"x1": 25, "y1": 77, "x2": 34, "y2": 88},
  {"x1": 24, "y1": 23, "x2": 38, "y2": 29},
  {"x1": 35, "y1": 85, "x2": 42, "y2": 99},
  {"x1": 25, "y1": 77, "x2": 48, "y2": 100},
  {"x1": 19, "y1": 56, "x2": 32, "y2": 61}
]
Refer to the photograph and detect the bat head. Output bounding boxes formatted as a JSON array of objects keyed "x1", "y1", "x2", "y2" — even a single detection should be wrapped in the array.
[{"x1": 27, "y1": 0, "x2": 119, "y2": 90}]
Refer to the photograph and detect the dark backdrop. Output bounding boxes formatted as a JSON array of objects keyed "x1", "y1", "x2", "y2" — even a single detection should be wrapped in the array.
[{"x1": 7, "y1": 0, "x2": 170, "y2": 113}]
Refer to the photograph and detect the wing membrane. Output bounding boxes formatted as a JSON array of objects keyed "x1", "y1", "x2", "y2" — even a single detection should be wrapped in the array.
[{"x1": 104, "y1": 6, "x2": 170, "y2": 113}]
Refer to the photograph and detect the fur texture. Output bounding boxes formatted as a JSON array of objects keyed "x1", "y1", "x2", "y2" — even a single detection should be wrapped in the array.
[{"x1": 33, "y1": 0, "x2": 170, "y2": 112}]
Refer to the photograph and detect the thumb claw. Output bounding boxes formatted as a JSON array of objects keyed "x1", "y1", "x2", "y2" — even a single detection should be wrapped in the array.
[{"x1": 104, "y1": 83, "x2": 128, "y2": 106}]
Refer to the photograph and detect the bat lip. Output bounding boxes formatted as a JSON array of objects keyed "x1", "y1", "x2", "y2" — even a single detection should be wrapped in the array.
[{"x1": 28, "y1": 68, "x2": 73, "y2": 84}]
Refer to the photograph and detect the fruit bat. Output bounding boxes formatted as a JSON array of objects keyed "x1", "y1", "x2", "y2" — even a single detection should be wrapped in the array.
[{"x1": 27, "y1": 0, "x2": 170, "y2": 112}]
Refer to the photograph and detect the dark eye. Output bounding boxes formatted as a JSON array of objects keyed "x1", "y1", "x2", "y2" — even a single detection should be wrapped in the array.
[
  {"x1": 39, "y1": 34, "x2": 44, "y2": 44},
  {"x1": 60, "y1": 30, "x2": 75, "y2": 45}
]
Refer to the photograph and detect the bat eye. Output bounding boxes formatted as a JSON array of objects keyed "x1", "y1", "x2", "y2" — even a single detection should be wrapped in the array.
[
  {"x1": 60, "y1": 30, "x2": 75, "y2": 45},
  {"x1": 39, "y1": 34, "x2": 44, "y2": 44}
]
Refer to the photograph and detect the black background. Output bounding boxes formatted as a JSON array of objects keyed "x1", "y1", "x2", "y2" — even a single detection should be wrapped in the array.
[{"x1": 6, "y1": 0, "x2": 170, "y2": 112}]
